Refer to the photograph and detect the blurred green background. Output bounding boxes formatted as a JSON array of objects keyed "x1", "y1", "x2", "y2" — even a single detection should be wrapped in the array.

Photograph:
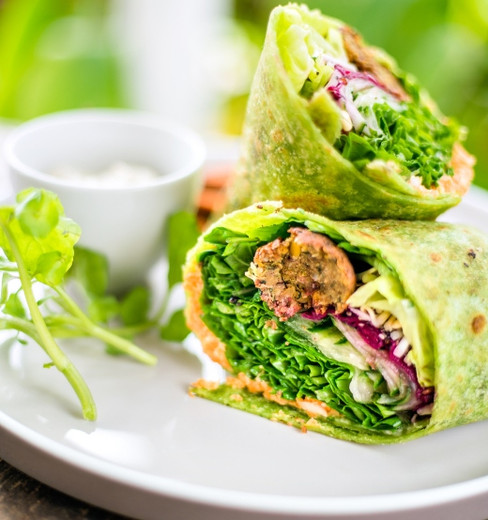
[
  {"x1": 0, "y1": 0, "x2": 125, "y2": 118},
  {"x1": 0, "y1": 0, "x2": 487, "y2": 188}
]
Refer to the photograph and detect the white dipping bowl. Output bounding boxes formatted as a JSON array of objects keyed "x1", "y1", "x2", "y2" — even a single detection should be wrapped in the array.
[{"x1": 3, "y1": 109, "x2": 205, "y2": 293}]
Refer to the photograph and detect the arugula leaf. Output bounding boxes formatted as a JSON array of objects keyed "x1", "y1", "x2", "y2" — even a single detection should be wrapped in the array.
[
  {"x1": 87, "y1": 294, "x2": 119, "y2": 324},
  {"x1": 120, "y1": 286, "x2": 151, "y2": 326},
  {"x1": 160, "y1": 309, "x2": 190, "y2": 342},
  {"x1": 160, "y1": 211, "x2": 200, "y2": 342},
  {"x1": 3, "y1": 292, "x2": 26, "y2": 319},
  {"x1": 69, "y1": 246, "x2": 109, "y2": 297},
  {"x1": 167, "y1": 211, "x2": 200, "y2": 289}
]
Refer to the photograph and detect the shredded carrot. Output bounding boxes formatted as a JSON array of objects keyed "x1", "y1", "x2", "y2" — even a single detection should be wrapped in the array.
[{"x1": 408, "y1": 142, "x2": 474, "y2": 197}]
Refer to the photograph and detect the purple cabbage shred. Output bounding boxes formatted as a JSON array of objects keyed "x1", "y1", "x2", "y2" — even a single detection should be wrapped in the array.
[{"x1": 302, "y1": 306, "x2": 434, "y2": 408}]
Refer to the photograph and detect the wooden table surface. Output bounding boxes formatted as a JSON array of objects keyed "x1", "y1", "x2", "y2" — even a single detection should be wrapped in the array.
[{"x1": 0, "y1": 458, "x2": 131, "y2": 520}]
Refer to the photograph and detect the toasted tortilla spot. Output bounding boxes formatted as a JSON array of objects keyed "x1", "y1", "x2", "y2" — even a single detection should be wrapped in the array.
[
  {"x1": 358, "y1": 231, "x2": 375, "y2": 240},
  {"x1": 277, "y1": 193, "x2": 342, "y2": 214},
  {"x1": 271, "y1": 128, "x2": 284, "y2": 144},
  {"x1": 430, "y1": 253, "x2": 442, "y2": 263},
  {"x1": 472, "y1": 314, "x2": 486, "y2": 335},
  {"x1": 447, "y1": 142, "x2": 476, "y2": 196}
]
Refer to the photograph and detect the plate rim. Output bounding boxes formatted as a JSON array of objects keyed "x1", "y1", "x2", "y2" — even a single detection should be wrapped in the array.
[
  {"x1": 1, "y1": 185, "x2": 488, "y2": 518},
  {"x1": 2, "y1": 403, "x2": 488, "y2": 517}
]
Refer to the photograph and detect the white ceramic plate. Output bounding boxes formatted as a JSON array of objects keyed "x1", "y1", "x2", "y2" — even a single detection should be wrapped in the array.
[{"x1": 1, "y1": 188, "x2": 488, "y2": 520}]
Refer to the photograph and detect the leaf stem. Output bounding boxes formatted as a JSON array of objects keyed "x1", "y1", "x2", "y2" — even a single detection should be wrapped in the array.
[
  {"x1": 0, "y1": 316, "x2": 41, "y2": 342},
  {"x1": 53, "y1": 287, "x2": 157, "y2": 365}
]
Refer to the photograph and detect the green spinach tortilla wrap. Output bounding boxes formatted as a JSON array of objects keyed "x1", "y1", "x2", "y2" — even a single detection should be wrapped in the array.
[
  {"x1": 184, "y1": 202, "x2": 488, "y2": 444},
  {"x1": 227, "y1": 3, "x2": 474, "y2": 220}
]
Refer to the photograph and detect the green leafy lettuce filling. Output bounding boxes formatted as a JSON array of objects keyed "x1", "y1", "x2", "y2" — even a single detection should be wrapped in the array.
[
  {"x1": 335, "y1": 95, "x2": 459, "y2": 189},
  {"x1": 199, "y1": 225, "x2": 417, "y2": 433},
  {"x1": 275, "y1": 5, "x2": 346, "y2": 94}
]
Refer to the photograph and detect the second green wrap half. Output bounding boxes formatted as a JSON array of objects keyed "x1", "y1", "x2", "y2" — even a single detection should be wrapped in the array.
[
  {"x1": 227, "y1": 3, "x2": 474, "y2": 220},
  {"x1": 184, "y1": 202, "x2": 488, "y2": 444}
]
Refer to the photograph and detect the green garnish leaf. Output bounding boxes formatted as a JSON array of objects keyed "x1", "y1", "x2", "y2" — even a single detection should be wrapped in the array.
[
  {"x1": 159, "y1": 210, "x2": 201, "y2": 342},
  {"x1": 14, "y1": 189, "x2": 62, "y2": 238},
  {"x1": 120, "y1": 286, "x2": 151, "y2": 326},
  {"x1": 167, "y1": 211, "x2": 200, "y2": 289},
  {"x1": 0, "y1": 189, "x2": 80, "y2": 287},
  {"x1": 68, "y1": 247, "x2": 151, "y2": 328},
  {"x1": 160, "y1": 309, "x2": 190, "y2": 342},
  {"x1": 87, "y1": 295, "x2": 120, "y2": 324},
  {"x1": 3, "y1": 292, "x2": 26, "y2": 318},
  {"x1": 69, "y1": 246, "x2": 109, "y2": 297}
]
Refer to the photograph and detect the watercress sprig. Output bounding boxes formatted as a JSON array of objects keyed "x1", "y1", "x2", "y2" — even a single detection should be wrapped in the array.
[{"x1": 0, "y1": 189, "x2": 157, "y2": 420}]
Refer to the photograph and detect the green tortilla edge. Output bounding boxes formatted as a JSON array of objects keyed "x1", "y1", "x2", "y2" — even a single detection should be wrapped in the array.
[{"x1": 191, "y1": 382, "x2": 428, "y2": 445}]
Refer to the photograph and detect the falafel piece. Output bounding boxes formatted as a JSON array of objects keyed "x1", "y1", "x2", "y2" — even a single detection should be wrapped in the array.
[
  {"x1": 341, "y1": 26, "x2": 409, "y2": 102},
  {"x1": 246, "y1": 227, "x2": 356, "y2": 320}
]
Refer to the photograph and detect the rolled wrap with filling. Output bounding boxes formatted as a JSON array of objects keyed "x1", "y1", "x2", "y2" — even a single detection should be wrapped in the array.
[
  {"x1": 184, "y1": 202, "x2": 488, "y2": 444},
  {"x1": 227, "y1": 3, "x2": 475, "y2": 220}
]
